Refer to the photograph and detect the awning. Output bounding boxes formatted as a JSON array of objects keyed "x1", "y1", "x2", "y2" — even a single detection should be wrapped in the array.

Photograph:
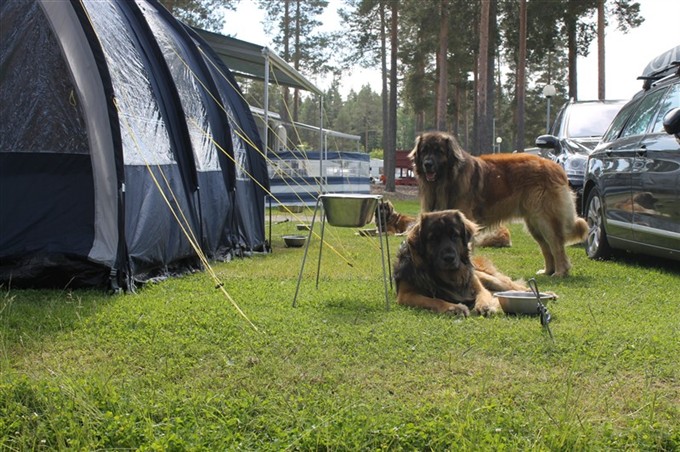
[{"x1": 193, "y1": 28, "x2": 322, "y2": 95}]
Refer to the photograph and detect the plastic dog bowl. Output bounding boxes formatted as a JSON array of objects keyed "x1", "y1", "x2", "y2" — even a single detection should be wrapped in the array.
[{"x1": 282, "y1": 235, "x2": 307, "y2": 248}]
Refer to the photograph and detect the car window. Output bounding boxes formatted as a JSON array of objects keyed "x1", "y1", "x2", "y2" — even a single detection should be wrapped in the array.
[
  {"x1": 602, "y1": 100, "x2": 639, "y2": 142},
  {"x1": 551, "y1": 105, "x2": 567, "y2": 136},
  {"x1": 620, "y1": 88, "x2": 666, "y2": 138},
  {"x1": 566, "y1": 103, "x2": 624, "y2": 138},
  {"x1": 651, "y1": 83, "x2": 680, "y2": 133}
]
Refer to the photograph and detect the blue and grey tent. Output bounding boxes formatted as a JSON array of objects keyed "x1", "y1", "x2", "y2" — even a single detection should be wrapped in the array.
[{"x1": 0, "y1": 0, "x2": 269, "y2": 290}]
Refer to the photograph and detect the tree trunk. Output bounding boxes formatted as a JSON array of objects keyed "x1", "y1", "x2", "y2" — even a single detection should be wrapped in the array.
[
  {"x1": 435, "y1": 0, "x2": 449, "y2": 131},
  {"x1": 598, "y1": 0, "x2": 605, "y2": 100},
  {"x1": 293, "y1": 0, "x2": 301, "y2": 123},
  {"x1": 385, "y1": 1, "x2": 398, "y2": 192},
  {"x1": 414, "y1": 46, "x2": 425, "y2": 133},
  {"x1": 515, "y1": 0, "x2": 527, "y2": 152},
  {"x1": 379, "y1": 1, "x2": 388, "y2": 156},
  {"x1": 473, "y1": 0, "x2": 490, "y2": 155},
  {"x1": 484, "y1": 0, "x2": 496, "y2": 153},
  {"x1": 281, "y1": 0, "x2": 291, "y2": 125},
  {"x1": 495, "y1": 35, "x2": 502, "y2": 151},
  {"x1": 567, "y1": 15, "x2": 578, "y2": 100},
  {"x1": 453, "y1": 83, "x2": 462, "y2": 136}
]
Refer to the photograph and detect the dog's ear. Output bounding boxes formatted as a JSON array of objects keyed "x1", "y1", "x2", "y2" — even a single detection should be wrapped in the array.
[
  {"x1": 445, "y1": 134, "x2": 465, "y2": 166},
  {"x1": 406, "y1": 220, "x2": 425, "y2": 267},
  {"x1": 458, "y1": 211, "x2": 479, "y2": 244},
  {"x1": 408, "y1": 135, "x2": 422, "y2": 162}
]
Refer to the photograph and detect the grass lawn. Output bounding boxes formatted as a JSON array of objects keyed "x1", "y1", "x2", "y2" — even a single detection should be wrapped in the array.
[{"x1": 2, "y1": 199, "x2": 679, "y2": 450}]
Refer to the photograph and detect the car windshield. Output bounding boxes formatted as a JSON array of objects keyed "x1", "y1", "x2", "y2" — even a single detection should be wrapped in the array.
[{"x1": 566, "y1": 103, "x2": 624, "y2": 138}]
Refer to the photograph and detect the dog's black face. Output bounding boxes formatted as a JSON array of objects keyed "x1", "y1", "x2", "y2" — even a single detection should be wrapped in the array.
[
  {"x1": 409, "y1": 132, "x2": 464, "y2": 183},
  {"x1": 410, "y1": 210, "x2": 476, "y2": 271}
]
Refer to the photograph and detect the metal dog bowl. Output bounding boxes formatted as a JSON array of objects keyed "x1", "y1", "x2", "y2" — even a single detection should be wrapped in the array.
[
  {"x1": 296, "y1": 223, "x2": 311, "y2": 231},
  {"x1": 321, "y1": 194, "x2": 381, "y2": 227},
  {"x1": 495, "y1": 291, "x2": 557, "y2": 315},
  {"x1": 282, "y1": 235, "x2": 307, "y2": 248},
  {"x1": 357, "y1": 228, "x2": 378, "y2": 237},
  {"x1": 279, "y1": 205, "x2": 304, "y2": 213}
]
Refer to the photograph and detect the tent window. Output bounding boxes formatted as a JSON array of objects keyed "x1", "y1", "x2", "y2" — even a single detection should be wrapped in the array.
[
  {"x1": 0, "y1": 2, "x2": 88, "y2": 155},
  {"x1": 83, "y1": 0, "x2": 175, "y2": 166},
  {"x1": 136, "y1": 0, "x2": 221, "y2": 172},
  {"x1": 203, "y1": 58, "x2": 252, "y2": 180},
  {"x1": 226, "y1": 109, "x2": 250, "y2": 181}
]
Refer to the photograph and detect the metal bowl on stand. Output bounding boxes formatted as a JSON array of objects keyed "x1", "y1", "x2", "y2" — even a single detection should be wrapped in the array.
[{"x1": 321, "y1": 194, "x2": 381, "y2": 227}]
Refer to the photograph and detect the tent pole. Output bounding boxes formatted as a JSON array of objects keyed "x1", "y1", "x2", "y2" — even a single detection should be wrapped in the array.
[
  {"x1": 319, "y1": 96, "x2": 324, "y2": 193},
  {"x1": 262, "y1": 48, "x2": 270, "y2": 159},
  {"x1": 263, "y1": 48, "x2": 271, "y2": 245}
]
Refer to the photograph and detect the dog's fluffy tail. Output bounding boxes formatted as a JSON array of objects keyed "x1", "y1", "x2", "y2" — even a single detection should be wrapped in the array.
[
  {"x1": 557, "y1": 186, "x2": 588, "y2": 245},
  {"x1": 566, "y1": 217, "x2": 588, "y2": 245}
]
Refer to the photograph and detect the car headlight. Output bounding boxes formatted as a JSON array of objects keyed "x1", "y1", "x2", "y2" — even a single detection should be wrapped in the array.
[{"x1": 564, "y1": 156, "x2": 587, "y2": 173}]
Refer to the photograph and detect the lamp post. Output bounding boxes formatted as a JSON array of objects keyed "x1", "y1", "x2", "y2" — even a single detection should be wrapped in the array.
[
  {"x1": 542, "y1": 84, "x2": 556, "y2": 133},
  {"x1": 495, "y1": 136, "x2": 502, "y2": 153}
]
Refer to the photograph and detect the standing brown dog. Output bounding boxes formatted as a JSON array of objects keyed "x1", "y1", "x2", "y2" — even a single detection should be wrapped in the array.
[
  {"x1": 409, "y1": 131, "x2": 587, "y2": 276},
  {"x1": 394, "y1": 210, "x2": 526, "y2": 316}
]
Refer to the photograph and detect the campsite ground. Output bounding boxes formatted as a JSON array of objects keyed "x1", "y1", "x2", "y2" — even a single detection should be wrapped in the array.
[
  {"x1": 370, "y1": 184, "x2": 420, "y2": 201},
  {"x1": 1, "y1": 200, "x2": 679, "y2": 450}
]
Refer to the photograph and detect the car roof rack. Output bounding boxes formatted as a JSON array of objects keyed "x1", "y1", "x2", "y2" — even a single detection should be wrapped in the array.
[{"x1": 637, "y1": 45, "x2": 680, "y2": 90}]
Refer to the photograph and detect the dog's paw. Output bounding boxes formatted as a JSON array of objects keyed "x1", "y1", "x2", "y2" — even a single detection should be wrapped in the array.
[
  {"x1": 442, "y1": 303, "x2": 470, "y2": 317},
  {"x1": 536, "y1": 268, "x2": 555, "y2": 276},
  {"x1": 474, "y1": 298, "x2": 503, "y2": 317}
]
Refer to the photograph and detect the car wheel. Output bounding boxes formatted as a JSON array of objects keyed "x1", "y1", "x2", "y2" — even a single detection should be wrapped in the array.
[{"x1": 584, "y1": 188, "x2": 612, "y2": 260}]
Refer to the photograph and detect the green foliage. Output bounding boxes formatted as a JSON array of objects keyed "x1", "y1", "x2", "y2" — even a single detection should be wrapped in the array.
[
  {"x1": 158, "y1": 0, "x2": 237, "y2": 32},
  {"x1": 258, "y1": 0, "x2": 335, "y2": 76},
  {"x1": 2, "y1": 211, "x2": 678, "y2": 449},
  {"x1": 370, "y1": 149, "x2": 383, "y2": 159}
]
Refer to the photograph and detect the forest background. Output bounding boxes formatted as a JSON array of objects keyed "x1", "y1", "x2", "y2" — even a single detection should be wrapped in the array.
[{"x1": 159, "y1": 0, "x2": 652, "y2": 190}]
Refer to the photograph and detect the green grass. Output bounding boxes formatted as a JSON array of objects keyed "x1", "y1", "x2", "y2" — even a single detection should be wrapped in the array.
[{"x1": 2, "y1": 200, "x2": 679, "y2": 450}]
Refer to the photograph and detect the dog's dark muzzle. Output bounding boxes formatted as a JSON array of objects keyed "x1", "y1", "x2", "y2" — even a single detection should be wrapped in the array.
[
  {"x1": 422, "y1": 158, "x2": 437, "y2": 182},
  {"x1": 439, "y1": 246, "x2": 461, "y2": 270}
]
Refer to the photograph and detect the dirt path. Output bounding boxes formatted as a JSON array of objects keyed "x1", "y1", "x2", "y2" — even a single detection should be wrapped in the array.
[{"x1": 370, "y1": 184, "x2": 419, "y2": 201}]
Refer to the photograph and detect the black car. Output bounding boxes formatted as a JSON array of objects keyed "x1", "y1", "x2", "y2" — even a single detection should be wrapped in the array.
[
  {"x1": 535, "y1": 99, "x2": 626, "y2": 205},
  {"x1": 582, "y1": 45, "x2": 680, "y2": 262}
]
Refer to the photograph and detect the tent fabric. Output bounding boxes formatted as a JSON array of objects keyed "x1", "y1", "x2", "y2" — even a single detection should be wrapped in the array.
[
  {"x1": 184, "y1": 25, "x2": 269, "y2": 254},
  {"x1": 0, "y1": 0, "x2": 269, "y2": 289}
]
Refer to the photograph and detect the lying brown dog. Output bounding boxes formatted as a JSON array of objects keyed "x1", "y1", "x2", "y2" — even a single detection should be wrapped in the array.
[
  {"x1": 376, "y1": 200, "x2": 512, "y2": 248},
  {"x1": 375, "y1": 200, "x2": 416, "y2": 235},
  {"x1": 393, "y1": 209, "x2": 526, "y2": 316},
  {"x1": 475, "y1": 225, "x2": 512, "y2": 248}
]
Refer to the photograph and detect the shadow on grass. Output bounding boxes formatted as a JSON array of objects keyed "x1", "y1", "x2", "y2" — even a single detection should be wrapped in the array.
[
  {"x1": 605, "y1": 252, "x2": 680, "y2": 276},
  {"x1": 0, "y1": 287, "x2": 114, "y2": 350},
  {"x1": 316, "y1": 296, "x2": 389, "y2": 325}
]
